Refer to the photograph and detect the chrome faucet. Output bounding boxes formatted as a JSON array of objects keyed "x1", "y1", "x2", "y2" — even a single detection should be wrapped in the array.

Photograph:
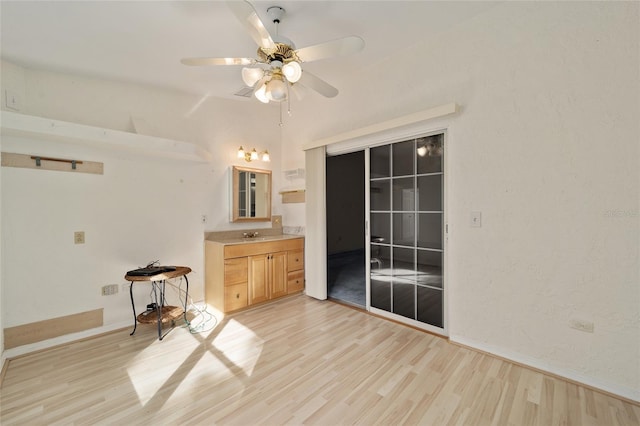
[{"x1": 243, "y1": 231, "x2": 259, "y2": 238}]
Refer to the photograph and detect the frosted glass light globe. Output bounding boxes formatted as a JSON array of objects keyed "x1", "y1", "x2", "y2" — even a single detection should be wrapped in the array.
[
  {"x1": 282, "y1": 61, "x2": 302, "y2": 83},
  {"x1": 254, "y1": 83, "x2": 269, "y2": 103},
  {"x1": 266, "y1": 78, "x2": 288, "y2": 102},
  {"x1": 242, "y1": 67, "x2": 264, "y2": 87}
]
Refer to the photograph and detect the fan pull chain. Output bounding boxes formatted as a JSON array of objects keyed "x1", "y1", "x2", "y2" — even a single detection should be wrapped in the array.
[{"x1": 279, "y1": 111, "x2": 284, "y2": 146}]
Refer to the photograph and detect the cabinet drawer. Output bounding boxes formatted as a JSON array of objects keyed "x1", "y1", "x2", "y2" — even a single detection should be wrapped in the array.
[
  {"x1": 224, "y1": 258, "x2": 248, "y2": 286},
  {"x1": 225, "y1": 283, "x2": 248, "y2": 311},
  {"x1": 288, "y1": 249, "x2": 304, "y2": 272},
  {"x1": 287, "y1": 270, "x2": 304, "y2": 294}
]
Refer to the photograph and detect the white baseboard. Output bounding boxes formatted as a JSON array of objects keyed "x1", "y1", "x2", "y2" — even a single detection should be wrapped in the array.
[{"x1": 449, "y1": 334, "x2": 640, "y2": 403}]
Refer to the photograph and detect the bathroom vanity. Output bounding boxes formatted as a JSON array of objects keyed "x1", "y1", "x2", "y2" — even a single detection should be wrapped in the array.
[{"x1": 205, "y1": 234, "x2": 304, "y2": 313}]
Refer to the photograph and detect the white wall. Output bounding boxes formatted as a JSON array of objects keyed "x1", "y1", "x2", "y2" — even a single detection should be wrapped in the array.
[
  {"x1": 286, "y1": 2, "x2": 639, "y2": 400},
  {"x1": 0, "y1": 126, "x2": 4, "y2": 366},
  {"x1": 0, "y1": 62, "x2": 292, "y2": 354}
]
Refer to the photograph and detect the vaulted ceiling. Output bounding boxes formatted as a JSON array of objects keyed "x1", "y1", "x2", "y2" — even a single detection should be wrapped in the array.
[{"x1": 1, "y1": 1, "x2": 499, "y2": 101}]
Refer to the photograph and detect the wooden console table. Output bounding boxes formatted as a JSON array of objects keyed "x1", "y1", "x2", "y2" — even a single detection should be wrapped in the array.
[{"x1": 125, "y1": 266, "x2": 191, "y2": 340}]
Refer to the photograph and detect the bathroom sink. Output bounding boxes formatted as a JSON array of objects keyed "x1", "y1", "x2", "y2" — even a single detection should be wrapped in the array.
[
  {"x1": 239, "y1": 237, "x2": 267, "y2": 242},
  {"x1": 221, "y1": 235, "x2": 297, "y2": 244},
  {"x1": 209, "y1": 234, "x2": 301, "y2": 245}
]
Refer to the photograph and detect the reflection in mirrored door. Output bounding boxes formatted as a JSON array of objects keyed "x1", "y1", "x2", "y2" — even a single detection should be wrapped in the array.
[{"x1": 369, "y1": 134, "x2": 445, "y2": 332}]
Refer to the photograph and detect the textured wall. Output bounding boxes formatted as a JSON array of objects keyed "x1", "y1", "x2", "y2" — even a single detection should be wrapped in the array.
[
  {"x1": 0, "y1": 63, "x2": 289, "y2": 355},
  {"x1": 284, "y1": 2, "x2": 639, "y2": 400}
]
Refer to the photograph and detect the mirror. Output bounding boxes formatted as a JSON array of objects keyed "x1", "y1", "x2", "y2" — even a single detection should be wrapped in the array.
[{"x1": 231, "y1": 166, "x2": 272, "y2": 222}]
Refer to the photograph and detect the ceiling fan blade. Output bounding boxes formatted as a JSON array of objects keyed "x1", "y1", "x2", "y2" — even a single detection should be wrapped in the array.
[
  {"x1": 226, "y1": 1, "x2": 276, "y2": 50},
  {"x1": 298, "y1": 71, "x2": 338, "y2": 98},
  {"x1": 295, "y1": 36, "x2": 365, "y2": 63},
  {"x1": 253, "y1": 75, "x2": 269, "y2": 92},
  {"x1": 289, "y1": 84, "x2": 305, "y2": 101},
  {"x1": 181, "y1": 57, "x2": 255, "y2": 66}
]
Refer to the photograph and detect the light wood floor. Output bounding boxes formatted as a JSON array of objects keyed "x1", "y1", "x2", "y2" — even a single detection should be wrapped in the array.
[{"x1": 1, "y1": 295, "x2": 638, "y2": 425}]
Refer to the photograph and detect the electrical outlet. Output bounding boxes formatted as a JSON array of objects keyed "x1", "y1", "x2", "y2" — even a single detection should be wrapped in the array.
[
  {"x1": 101, "y1": 284, "x2": 119, "y2": 296},
  {"x1": 569, "y1": 319, "x2": 594, "y2": 333},
  {"x1": 201, "y1": 215, "x2": 207, "y2": 224},
  {"x1": 74, "y1": 231, "x2": 85, "y2": 244}
]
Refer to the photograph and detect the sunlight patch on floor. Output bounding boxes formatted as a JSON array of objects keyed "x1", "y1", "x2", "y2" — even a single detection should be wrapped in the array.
[
  {"x1": 212, "y1": 318, "x2": 264, "y2": 377},
  {"x1": 170, "y1": 350, "x2": 246, "y2": 402},
  {"x1": 126, "y1": 335, "x2": 200, "y2": 405}
]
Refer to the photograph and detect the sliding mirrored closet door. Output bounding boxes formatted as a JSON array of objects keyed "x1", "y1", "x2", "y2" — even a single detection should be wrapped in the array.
[{"x1": 369, "y1": 133, "x2": 445, "y2": 332}]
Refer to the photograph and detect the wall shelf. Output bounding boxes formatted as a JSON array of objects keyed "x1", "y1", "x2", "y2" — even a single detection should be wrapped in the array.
[
  {"x1": 279, "y1": 189, "x2": 305, "y2": 204},
  {"x1": 0, "y1": 111, "x2": 212, "y2": 163}
]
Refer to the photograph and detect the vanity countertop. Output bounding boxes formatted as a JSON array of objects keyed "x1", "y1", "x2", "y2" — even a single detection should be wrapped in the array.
[{"x1": 206, "y1": 233, "x2": 303, "y2": 246}]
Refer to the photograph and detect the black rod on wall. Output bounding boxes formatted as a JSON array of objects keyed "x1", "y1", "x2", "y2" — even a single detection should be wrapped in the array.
[{"x1": 30, "y1": 155, "x2": 84, "y2": 169}]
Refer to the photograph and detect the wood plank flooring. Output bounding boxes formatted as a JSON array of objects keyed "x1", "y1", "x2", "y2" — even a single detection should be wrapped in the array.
[{"x1": 1, "y1": 295, "x2": 638, "y2": 425}]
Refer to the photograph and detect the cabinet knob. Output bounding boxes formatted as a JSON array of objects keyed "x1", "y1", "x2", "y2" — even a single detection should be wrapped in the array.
[{"x1": 236, "y1": 293, "x2": 240, "y2": 299}]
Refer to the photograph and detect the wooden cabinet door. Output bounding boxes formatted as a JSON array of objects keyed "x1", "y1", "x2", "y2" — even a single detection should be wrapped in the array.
[
  {"x1": 270, "y1": 251, "x2": 288, "y2": 299},
  {"x1": 248, "y1": 254, "x2": 269, "y2": 305}
]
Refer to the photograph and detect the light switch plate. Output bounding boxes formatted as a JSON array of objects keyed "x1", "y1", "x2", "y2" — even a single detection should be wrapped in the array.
[
  {"x1": 74, "y1": 231, "x2": 85, "y2": 244},
  {"x1": 4, "y1": 89, "x2": 21, "y2": 111}
]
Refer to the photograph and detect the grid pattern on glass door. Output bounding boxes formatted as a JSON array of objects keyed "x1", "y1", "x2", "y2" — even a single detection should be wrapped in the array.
[{"x1": 369, "y1": 134, "x2": 444, "y2": 328}]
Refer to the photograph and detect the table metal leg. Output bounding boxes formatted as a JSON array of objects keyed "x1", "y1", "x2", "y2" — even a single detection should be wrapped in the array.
[
  {"x1": 153, "y1": 280, "x2": 162, "y2": 340},
  {"x1": 129, "y1": 281, "x2": 137, "y2": 336},
  {"x1": 183, "y1": 275, "x2": 190, "y2": 325}
]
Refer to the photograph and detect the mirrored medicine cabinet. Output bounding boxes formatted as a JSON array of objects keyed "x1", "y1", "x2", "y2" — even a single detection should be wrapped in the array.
[{"x1": 231, "y1": 165, "x2": 272, "y2": 222}]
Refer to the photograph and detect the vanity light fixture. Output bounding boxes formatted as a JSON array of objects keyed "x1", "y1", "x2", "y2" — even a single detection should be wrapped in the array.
[{"x1": 237, "y1": 146, "x2": 270, "y2": 163}]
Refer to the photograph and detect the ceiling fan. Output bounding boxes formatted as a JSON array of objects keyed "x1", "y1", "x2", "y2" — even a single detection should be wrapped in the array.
[{"x1": 181, "y1": 1, "x2": 365, "y2": 104}]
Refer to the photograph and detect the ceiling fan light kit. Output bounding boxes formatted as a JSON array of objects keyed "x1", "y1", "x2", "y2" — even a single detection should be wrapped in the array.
[{"x1": 181, "y1": 1, "x2": 365, "y2": 108}]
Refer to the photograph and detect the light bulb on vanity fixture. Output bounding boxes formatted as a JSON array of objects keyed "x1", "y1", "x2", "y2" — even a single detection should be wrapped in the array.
[
  {"x1": 237, "y1": 146, "x2": 271, "y2": 163},
  {"x1": 416, "y1": 138, "x2": 443, "y2": 158}
]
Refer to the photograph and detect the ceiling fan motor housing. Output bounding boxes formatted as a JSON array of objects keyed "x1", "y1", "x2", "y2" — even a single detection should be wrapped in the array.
[{"x1": 258, "y1": 42, "x2": 299, "y2": 65}]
